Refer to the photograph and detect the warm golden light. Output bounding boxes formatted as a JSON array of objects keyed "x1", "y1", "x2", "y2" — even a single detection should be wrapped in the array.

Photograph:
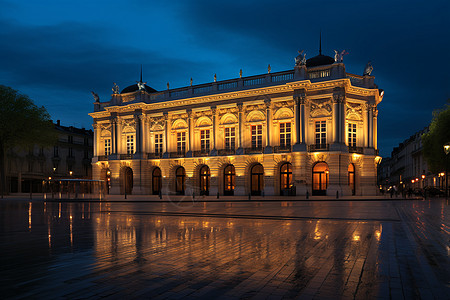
[
  {"x1": 444, "y1": 143, "x2": 450, "y2": 155},
  {"x1": 421, "y1": 175, "x2": 425, "y2": 179},
  {"x1": 353, "y1": 234, "x2": 360, "y2": 241}
]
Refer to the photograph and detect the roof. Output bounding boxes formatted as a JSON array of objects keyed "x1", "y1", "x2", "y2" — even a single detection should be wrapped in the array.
[{"x1": 306, "y1": 54, "x2": 335, "y2": 68}]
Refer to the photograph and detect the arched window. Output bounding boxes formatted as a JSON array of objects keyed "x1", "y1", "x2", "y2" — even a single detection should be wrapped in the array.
[
  {"x1": 200, "y1": 165, "x2": 210, "y2": 196},
  {"x1": 348, "y1": 164, "x2": 355, "y2": 195},
  {"x1": 124, "y1": 167, "x2": 133, "y2": 195},
  {"x1": 152, "y1": 167, "x2": 162, "y2": 195},
  {"x1": 176, "y1": 167, "x2": 185, "y2": 195},
  {"x1": 312, "y1": 162, "x2": 329, "y2": 196},
  {"x1": 280, "y1": 163, "x2": 293, "y2": 195},
  {"x1": 251, "y1": 164, "x2": 264, "y2": 196},
  {"x1": 224, "y1": 165, "x2": 235, "y2": 196}
]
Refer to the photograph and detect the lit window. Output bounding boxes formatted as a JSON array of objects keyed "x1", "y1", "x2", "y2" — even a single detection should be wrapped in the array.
[
  {"x1": 225, "y1": 127, "x2": 235, "y2": 150},
  {"x1": 155, "y1": 134, "x2": 163, "y2": 154},
  {"x1": 348, "y1": 123, "x2": 357, "y2": 148},
  {"x1": 280, "y1": 123, "x2": 291, "y2": 147},
  {"x1": 104, "y1": 139, "x2": 111, "y2": 156},
  {"x1": 177, "y1": 132, "x2": 186, "y2": 154},
  {"x1": 315, "y1": 121, "x2": 326, "y2": 148},
  {"x1": 251, "y1": 125, "x2": 262, "y2": 149},
  {"x1": 126, "y1": 135, "x2": 134, "y2": 154},
  {"x1": 201, "y1": 129, "x2": 210, "y2": 152}
]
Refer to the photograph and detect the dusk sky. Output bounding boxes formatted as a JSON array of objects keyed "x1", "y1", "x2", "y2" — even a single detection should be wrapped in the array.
[{"x1": 0, "y1": 0, "x2": 449, "y2": 157}]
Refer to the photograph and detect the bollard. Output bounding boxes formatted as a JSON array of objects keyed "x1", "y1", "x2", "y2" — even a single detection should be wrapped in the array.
[
  {"x1": 306, "y1": 191, "x2": 309, "y2": 200},
  {"x1": 336, "y1": 191, "x2": 339, "y2": 199},
  {"x1": 125, "y1": 191, "x2": 127, "y2": 199},
  {"x1": 159, "y1": 191, "x2": 162, "y2": 200},
  {"x1": 248, "y1": 193, "x2": 251, "y2": 201},
  {"x1": 217, "y1": 192, "x2": 219, "y2": 199},
  {"x1": 262, "y1": 191, "x2": 264, "y2": 197},
  {"x1": 193, "y1": 192, "x2": 195, "y2": 200}
]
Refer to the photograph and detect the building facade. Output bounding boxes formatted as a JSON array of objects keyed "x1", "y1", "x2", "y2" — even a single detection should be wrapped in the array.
[
  {"x1": 7, "y1": 120, "x2": 93, "y2": 193},
  {"x1": 90, "y1": 50, "x2": 383, "y2": 196}
]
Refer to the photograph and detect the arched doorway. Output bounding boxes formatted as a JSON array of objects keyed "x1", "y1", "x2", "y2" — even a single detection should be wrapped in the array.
[
  {"x1": 251, "y1": 164, "x2": 264, "y2": 196},
  {"x1": 124, "y1": 167, "x2": 133, "y2": 195},
  {"x1": 224, "y1": 164, "x2": 235, "y2": 196},
  {"x1": 200, "y1": 165, "x2": 210, "y2": 196},
  {"x1": 152, "y1": 167, "x2": 162, "y2": 195},
  {"x1": 280, "y1": 163, "x2": 293, "y2": 196},
  {"x1": 348, "y1": 163, "x2": 355, "y2": 195},
  {"x1": 176, "y1": 166, "x2": 185, "y2": 195},
  {"x1": 312, "y1": 162, "x2": 329, "y2": 196}
]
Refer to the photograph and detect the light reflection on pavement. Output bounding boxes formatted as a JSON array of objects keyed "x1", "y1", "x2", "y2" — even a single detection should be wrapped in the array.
[{"x1": 0, "y1": 199, "x2": 448, "y2": 299}]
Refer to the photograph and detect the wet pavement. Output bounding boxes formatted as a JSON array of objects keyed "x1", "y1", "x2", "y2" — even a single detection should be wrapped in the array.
[{"x1": 0, "y1": 199, "x2": 448, "y2": 299}]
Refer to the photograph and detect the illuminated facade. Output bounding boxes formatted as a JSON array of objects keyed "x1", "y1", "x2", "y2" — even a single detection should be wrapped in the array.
[{"x1": 90, "y1": 50, "x2": 383, "y2": 196}]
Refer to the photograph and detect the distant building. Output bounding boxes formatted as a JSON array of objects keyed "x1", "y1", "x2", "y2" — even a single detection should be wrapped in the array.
[
  {"x1": 90, "y1": 48, "x2": 383, "y2": 196},
  {"x1": 379, "y1": 127, "x2": 444, "y2": 191},
  {"x1": 6, "y1": 120, "x2": 93, "y2": 193}
]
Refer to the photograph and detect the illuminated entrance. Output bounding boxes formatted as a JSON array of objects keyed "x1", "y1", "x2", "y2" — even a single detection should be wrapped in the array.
[
  {"x1": 348, "y1": 164, "x2": 355, "y2": 195},
  {"x1": 251, "y1": 164, "x2": 264, "y2": 196},
  {"x1": 176, "y1": 166, "x2": 185, "y2": 195},
  {"x1": 280, "y1": 163, "x2": 293, "y2": 195},
  {"x1": 152, "y1": 167, "x2": 162, "y2": 195},
  {"x1": 123, "y1": 167, "x2": 133, "y2": 195},
  {"x1": 224, "y1": 164, "x2": 235, "y2": 196},
  {"x1": 200, "y1": 165, "x2": 210, "y2": 195},
  {"x1": 312, "y1": 162, "x2": 328, "y2": 196}
]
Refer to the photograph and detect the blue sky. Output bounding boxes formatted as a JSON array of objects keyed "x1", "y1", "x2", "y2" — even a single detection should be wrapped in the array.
[{"x1": 0, "y1": 0, "x2": 449, "y2": 157}]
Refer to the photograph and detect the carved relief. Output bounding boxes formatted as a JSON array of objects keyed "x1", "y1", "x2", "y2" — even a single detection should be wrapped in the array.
[
  {"x1": 245, "y1": 104, "x2": 266, "y2": 113},
  {"x1": 346, "y1": 102, "x2": 363, "y2": 120},
  {"x1": 310, "y1": 99, "x2": 332, "y2": 117},
  {"x1": 122, "y1": 119, "x2": 136, "y2": 133}
]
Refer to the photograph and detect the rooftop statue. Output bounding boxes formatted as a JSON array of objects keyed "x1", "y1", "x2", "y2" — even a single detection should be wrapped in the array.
[
  {"x1": 91, "y1": 91, "x2": 100, "y2": 102},
  {"x1": 334, "y1": 50, "x2": 349, "y2": 63},
  {"x1": 295, "y1": 50, "x2": 306, "y2": 66},
  {"x1": 363, "y1": 61, "x2": 373, "y2": 76},
  {"x1": 112, "y1": 83, "x2": 119, "y2": 94},
  {"x1": 137, "y1": 81, "x2": 147, "y2": 91}
]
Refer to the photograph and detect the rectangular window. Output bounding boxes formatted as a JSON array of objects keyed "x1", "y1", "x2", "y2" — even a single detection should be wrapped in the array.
[
  {"x1": 280, "y1": 123, "x2": 291, "y2": 147},
  {"x1": 251, "y1": 125, "x2": 263, "y2": 149},
  {"x1": 126, "y1": 135, "x2": 134, "y2": 154},
  {"x1": 315, "y1": 121, "x2": 327, "y2": 148},
  {"x1": 104, "y1": 139, "x2": 111, "y2": 156},
  {"x1": 68, "y1": 136, "x2": 73, "y2": 144},
  {"x1": 200, "y1": 129, "x2": 210, "y2": 152},
  {"x1": 225, "y1": 127, "x2": 235, "y2": 150},
  {"x1": 177, "y1": 132, "x2": 186, "y2": 154},
  {"x1": 155, "y1": 134, "x2": 163, "y2": 154},
  {"x1": 348, "y1": 123, "x2": 357, "y2": 148},
  {"x1": 68, "y1": 147, "x2": 73, "y2": 157},
  {"x1": 53, "y1": 146, "x2": 59, "y2": 157}
]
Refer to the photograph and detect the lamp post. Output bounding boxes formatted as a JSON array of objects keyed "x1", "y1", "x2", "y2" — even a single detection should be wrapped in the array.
[{"x1": 444, "y1": 143, "x2": 450, "y2": 199}]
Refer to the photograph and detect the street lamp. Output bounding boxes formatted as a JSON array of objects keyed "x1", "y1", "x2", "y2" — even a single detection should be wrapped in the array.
[{"x1": 444, "y1": 143, "x2": 450, "y2": 198}]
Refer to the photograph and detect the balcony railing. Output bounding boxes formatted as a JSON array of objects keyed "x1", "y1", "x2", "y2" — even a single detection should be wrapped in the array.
[
  {"x1": 308, "y1": 144, "x2": 329, "y2": 152},
  {"x1": 273, "y1": 145, "x2": 292, "y2": 153},
  {"x1": 348, "y1": 146, "x2": 364, "y2": 154},
  {"x1": 218, "y1": 149, "x2": 236, "y2": 156},
  {"x1": 169, "y1": 152, "x2": 185, "y2": 158},
  {"x1": 244, "y1": 147, "x2": 264, "y2": 154},
  {"x1": 193, "y1": 150, "x2": 210, "y2": 157},
  {"x1": 97, "y1": 155, "x2": 108, "y2": 161},
  {"x1": 120, "y1": 154, "x2": 133, "y2": 160},
  {"x1": 148, "y1": 152, "x2": 163, "y2": 159}
]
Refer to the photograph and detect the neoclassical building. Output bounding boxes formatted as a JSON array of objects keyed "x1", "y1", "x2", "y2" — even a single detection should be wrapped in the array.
[{"x1": 90, "y1": 49, "x2": 383, "y2": 196}]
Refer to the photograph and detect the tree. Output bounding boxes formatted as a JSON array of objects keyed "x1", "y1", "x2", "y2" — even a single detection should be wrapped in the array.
[
  {"x1": 422, "y1": 102, "x2": 450, "y2": 174},
  {"x1": 0, "y1": 85, "x2": 57, "y2": 197}
]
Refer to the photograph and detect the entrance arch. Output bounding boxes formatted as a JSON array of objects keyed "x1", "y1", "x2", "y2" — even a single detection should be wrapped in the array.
[
  {"x1": 348, "y1": 163, "x2": 355, "y2": 195},
  {"x1": 312, "y1": 162, "x2": 329, "y2": 196},
  {"x1": 251, "y1": 164, "x2": 264, "y2": 196},
  {"x1": 152, "y1": 167, "x2": 162, "y2": 195},
  {"x1": 200, "y1": 165, "x2": 210, "y2": 196},
  {"x1": 224, "y1": 164, "x2": 235, "y2": 196},
  {"x1": 280, "y1": 162, "x2": 293, "y2": 196},
  {"x1": 176, "y1": 166, "x2": 185, "y2": 195},
  {"x1": 123, "y1": 167, "x2": 133, "y2": 195}
]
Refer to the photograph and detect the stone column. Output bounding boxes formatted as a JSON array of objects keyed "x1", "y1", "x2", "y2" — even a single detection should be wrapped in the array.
[
  {"x1": 93, "y1": 122, "x2": 99, "y2": 157},
  {"x1": 116, "y1": 119, "x2": 123, "y2": 155},
  {"x1": 363, "y1": 104, "x2": 369, "y2": 148},
  {"x1": 163, "y1": 112, "x2": 169, "y2": 158},
  {"x1": 264, "y1": 99, "x2": 272, "y2": 153},
  {"x1": 141, "y1": 116, "x2": 148, "y2": 154},
  {"x1": 186, "y1": 110, "x2": 192, "y2": 157},
  {"x1": 332, "y1": 88, "x2": 345, "y2": 144},
  {"x1": 294, "y1": 96, "x2": 300, "y2": 145},
  {"x1": 237, "y1": 103, "x2": 244, "y2": 154},
  {"x1": 340, "y1": 97, "x2": 346, "y2": 144},
  {"x1": 373, "y1": 107, "x2": 378, "y2": 150},
  {"x1": 293, "y1": 92, "x2": 307, "y2": 152},
  {"x1": 211, "y1": 107, "x2": 217, "y2": 155},
  {"x1": 368, "y1": 104, "x2": 374, "y2": 148},
  {"x1": 111, "y1": 117, "x2": 117, "y2": 155},
  {"x1": 134, "y1": 113, "x2": 142, "y2": 156}
]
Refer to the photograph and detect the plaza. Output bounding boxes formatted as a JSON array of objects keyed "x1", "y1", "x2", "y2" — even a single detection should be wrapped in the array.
[{"x1": 0, "y1": 198, "x2": 448, "y2": 299}]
